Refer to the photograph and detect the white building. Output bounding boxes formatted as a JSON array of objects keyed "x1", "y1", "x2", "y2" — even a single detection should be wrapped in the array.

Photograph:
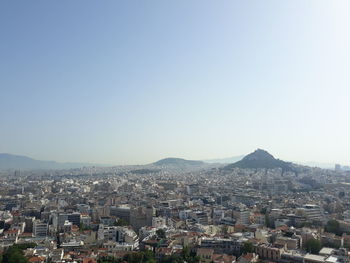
[
  {"x1": 152, "y1": 217, "x2": 166, "y2": 228},
  {"x1": 301, "y1": 204, "x2": 324, "y2": 222},
  {"x1": 98, "y1": 225, "x2": 139, "y2": 248},
  {"x1": 33, "y1": 220, "x2": 48, "y2": 237}
]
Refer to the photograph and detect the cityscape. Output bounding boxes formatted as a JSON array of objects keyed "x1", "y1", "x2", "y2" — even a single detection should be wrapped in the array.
[
  {"x1": 1, "y1": 1, "x2": 350, "y2": 263},
  {"x1": 1, "y1": 149, "x2": 350, "y2": 263}
]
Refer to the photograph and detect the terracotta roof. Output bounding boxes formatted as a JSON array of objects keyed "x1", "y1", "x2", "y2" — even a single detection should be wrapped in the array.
[
  {"x1": 5, "y1": 229, "x2": 18, "y2": 234},
  {"x1": 83, "y1": 258, "x2": 97, "y2": 263},
  {"x1": 212, "y1": 253, "x2": 236, "y2": 263},
  {"x1": 28, "y1": 256, "x2": 46, "y2": 263},
  {"x1": 20, "y1": 232, "x2": 33, "y2": 237},
  {"x1": 276, "y1": 225, "x2": 289, "y2": 231},
  {"x1": 156, "y1": 247, "x2": 172, "y2": 254},
  {"x1": 241, "y1": 253, "x2": 256, "y2": 261}
]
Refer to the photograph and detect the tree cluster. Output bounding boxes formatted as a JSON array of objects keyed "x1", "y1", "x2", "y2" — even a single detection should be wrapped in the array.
[
  {"x1": 242, "y1": 241, "x2": 254, "y2": 254},
  {"x1": 98, "y1": 247, "x2": 200, "y2": 263},
  {"x1": 325, "y1": 219, "x2": 343, "y2": 236},
  {"x1": 304, "y1": 239, "x2": 322, "y2": 254}
]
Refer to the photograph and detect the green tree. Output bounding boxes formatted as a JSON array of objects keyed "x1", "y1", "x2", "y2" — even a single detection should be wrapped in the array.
[
  {"x1": 156, "y1": 229, "x2": 166, "y2": 239},
  {"x1": 12, "y1": 243, "x2": 36, "y2": 250},
  {"x1": 260, "y1": 207, "x2": 267, "y2": 214},
  {"x1": 124, "y1": 253, "x2": 144, "y2": 263},
  {"x1": 325, "y1": 219, "x2": 342, "y2": 236},
  {"x1": 97, "y1": 256, "x2": 122, "y2": 263},
  {"x1": 161, "y1": 254, "x2": 183, "y2": 263},
  {"x1": 242, "y1": 241, "x2": 254, "y2": 254},
  {"x1": 265, "y1": 214, "x2": 271, "y2": 228},
  {"x1": 221, "y1": 225, "x2": 229, "y2": 237},
  {"x1": 79, "y1": 224, "x2": 92, "y2": 232},
  {"x1": 182, "y1": 246, "x2": 200, "y2": 263},
  {"x1": 159, "y1": 247, "x2": 199, "y2": 263},
  {"x1": 114, "y1": 218, "x2": 128, "y2": 226},
  {"x1": 305, "y1": 239, "x2": 322, "y2": 254},
  {"x1": 121, "y1": 251, "x2": 156, "y2": 263},
  {"x1": 142, "y1": 250, "x2": 155, "y2": 262},
  {"x1": 2, "y1": 246, "x2": 29, "y2": 263}
]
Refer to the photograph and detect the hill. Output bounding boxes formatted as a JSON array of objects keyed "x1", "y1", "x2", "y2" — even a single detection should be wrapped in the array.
[
  {"x1": 223, "y1": 149, "x2": 294, "y2": 171},
  {"x1": 0, "y1": 153, "x2": 101, "y2": 170},
  {"x1": 204, "y1": 155, "x2": 244, "y2": 164},
  {"x1": 153, "y1": 157, "x2": 205, "y2": 166}
]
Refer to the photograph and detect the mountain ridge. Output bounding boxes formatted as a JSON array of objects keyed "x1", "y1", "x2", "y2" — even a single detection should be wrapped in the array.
[
  {"x1": 0, "y1": 151, "x2": 342, "y2": 171},
  {"x1": 0, "y1": 153, "x2": 106, "y2": 170}
]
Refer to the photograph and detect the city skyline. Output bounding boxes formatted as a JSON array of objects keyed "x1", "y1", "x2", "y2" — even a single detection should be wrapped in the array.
[{"x1": 1, "y1": 0, "x2": 350, "y2": 164}]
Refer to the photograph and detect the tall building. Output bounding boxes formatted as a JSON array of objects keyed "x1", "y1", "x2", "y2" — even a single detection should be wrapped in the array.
[
  {"x1": 68, "y1": 212, "x2": 81, "y2": 227},
  {"x1": 300, "y1": 204, "x2": 324, "y2": 223},
  {"x1": 233, "y1": 209, "x2": 251, "y2": 225},
  {"x1": 53, "y1": 212, "x2": 81, "y2": 229},
  {"x1": 130, "y1": 206, "x2": 154, "y2": 231},
  {"x1": 24, "y1": 217, "x2": 35, "y2": 233},
  {"x1": 33, "y1": 220, "x2": 48, "y2": 237},
  {"x1": 98, "y1": 225, "x2": 138, "y2": 245},
  {"x1": 335, "y1": 164, "x2": 342, "y2": 171},
  {"x1": 110, "y1": 206, "x2": 131, "y2": 223}
]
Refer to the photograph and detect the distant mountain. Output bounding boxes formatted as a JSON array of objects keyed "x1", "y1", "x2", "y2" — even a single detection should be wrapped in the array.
[
  {"x1": 204, "y1": 155, "x2": 244, "y2": 164},
  {"x1": 153, "y1": 158, "x2": 205, "y2": 166},
  {"x1": 0, "y1": 153, "x2": 103, "y2": 170},
  {"x1": 296, "y1": 161, "x2": 334, "y2": 169},
  {"x1": 223, "y1": 149, "x2": 294, "y2": 171}
]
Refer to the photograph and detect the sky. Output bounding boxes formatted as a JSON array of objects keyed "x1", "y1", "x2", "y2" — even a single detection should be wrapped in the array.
[{"x1": 1, "y1": 1, "x2": 350, "y2": 165}]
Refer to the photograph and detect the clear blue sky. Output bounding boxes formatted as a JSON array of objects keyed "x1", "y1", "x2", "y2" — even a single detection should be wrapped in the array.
[{"x1": 1, "y1": 1, "x2": 350, "y2": 165}]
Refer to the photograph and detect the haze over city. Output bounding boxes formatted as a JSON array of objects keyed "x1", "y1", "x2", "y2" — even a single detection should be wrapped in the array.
[{"x1": 1, "y1": 0, "x2": 350, "y2": 165}]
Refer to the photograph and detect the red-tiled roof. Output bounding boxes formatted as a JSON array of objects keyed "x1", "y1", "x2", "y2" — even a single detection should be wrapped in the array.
[{"x1": 28, "y1": 256, "x2": 46, "y2": 263}]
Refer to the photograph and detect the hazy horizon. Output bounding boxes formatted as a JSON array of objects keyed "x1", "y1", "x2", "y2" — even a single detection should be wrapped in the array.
[
  {"x1": 0, "y1": 150, "x2": 347, "y2": 168},
  {"x1": 1, "y1": 1, "x2": 350, "y2": 165}
]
